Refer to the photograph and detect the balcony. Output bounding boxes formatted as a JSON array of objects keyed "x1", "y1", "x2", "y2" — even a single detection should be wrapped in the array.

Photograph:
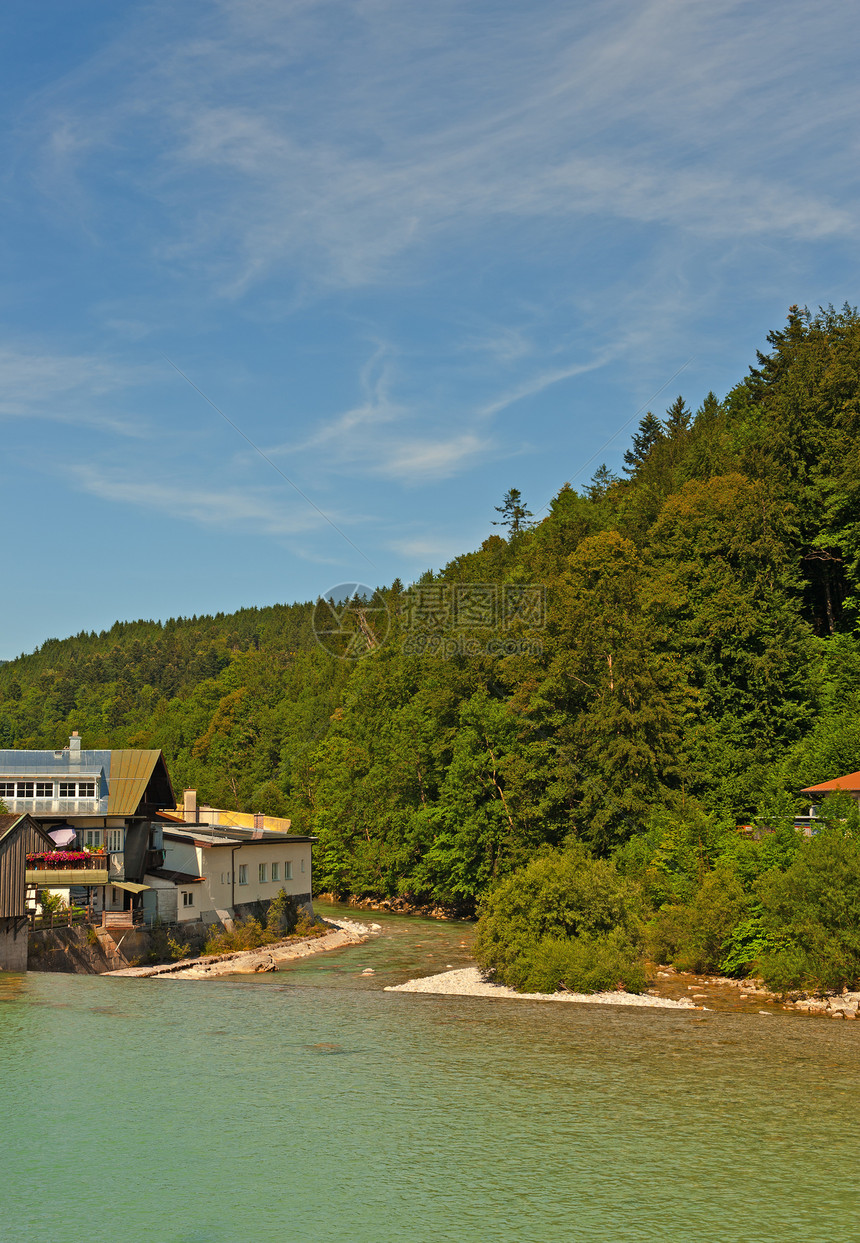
[{"x1": 26, "y1": 852, "x2": 109, "y2": 887}]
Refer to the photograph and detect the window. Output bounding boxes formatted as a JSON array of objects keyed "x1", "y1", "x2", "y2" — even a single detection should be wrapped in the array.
[
  {"x1": 0, "y1": 782, "x2": 14, "y2": 798},
  {"x1": 301, "y1": 858, "x2": 305, "y2": 874},
  {"x1": 84, "y1": 830, "x2": 102, "y2": 850},
  {"x1": 59, "y1": 780, "x2": 95, "y2": 798},
  {"x1": 271, "y1": 862, "x2": 280, "y2": 882},
  {"x1": 258, "y1": 863, "x2": 268, "y2": 883},
  {"x1": 35, "y1": 781, "x2": 54, "y2": 798},
  {"x1": 16, "y1": 782, "x2": 34, "y2": 798},
  {"x1": 112, "y1": 887, "x2": 120, "y2": 904},
  {"x1": 238, "y1": 865, "x2": 248, "y2": 886},
  {"x1": 106, "y1": 828, "x2": 123, "y2": 854},
  {"x1": 285, "y1": 861, "x2": 293, "y2": 881},
  {"x1": 182, "y1": 891, "x2": 194, "y2": 908},
  {"x1": 220, "y1": 872, "x2": 226, "y2": 885}
]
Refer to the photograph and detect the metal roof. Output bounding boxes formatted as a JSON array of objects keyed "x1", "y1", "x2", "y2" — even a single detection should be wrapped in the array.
[
  {"x1": 106, "y1": 750, "x2": 164, "y2": 816},
  {"x1": 0, "y1": 748, "x2": 111, "y2": 777},
  {"x1": 163, "y1": 823, "x2": 313, "y2": 846},
  {"x1": 0, "y1": 747, "x2": 172, "y2": 818}
]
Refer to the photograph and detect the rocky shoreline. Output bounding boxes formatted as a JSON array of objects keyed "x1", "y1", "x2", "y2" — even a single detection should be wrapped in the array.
[
  {"x1": 317, "y1": 892, "x2": 472, "y2": 921},
  {"x1": 386, "y1": 966, "x2": 698, "y2": 1009},
  {"x1": 386, "y1": 962, "x2": 860, "y2": 1018},
  {"x1": 106, "y1": 917, "x2": 376, "y2": 979},
  {"x1": 646, "y1": 966, "x2": 860, "y2": 1018}
]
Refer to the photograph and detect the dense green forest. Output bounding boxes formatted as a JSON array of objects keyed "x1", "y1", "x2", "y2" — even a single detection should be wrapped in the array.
[{"x1": 3, "y1": 305, "x2": 860, "y2": 989}]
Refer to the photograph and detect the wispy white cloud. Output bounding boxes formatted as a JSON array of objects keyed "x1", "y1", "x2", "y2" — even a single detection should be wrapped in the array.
[
  {"x1": 69, "y1": 465, "x2": 347, "y2": 538},
  {"x1": 0, "y1": 347, "x2": 151, "y2": 435},
  {"x1": 479, "y1": 351, "x2": 617, "y2": 419},
  {"x1": 23, "y1": 0, "x2": 860, "y2": 297},
  {"x1": 373, "y1": 432, "x2": 491, "y2": 482}
]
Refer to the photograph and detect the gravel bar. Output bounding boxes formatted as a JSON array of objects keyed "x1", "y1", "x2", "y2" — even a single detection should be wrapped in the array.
[{"x1": 385, "y1": 966, "x2": 698, "y2": 1009}]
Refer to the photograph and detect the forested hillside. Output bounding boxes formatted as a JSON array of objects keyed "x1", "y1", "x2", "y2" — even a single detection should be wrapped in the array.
[{"x1": 3, "y1": 307, "x2": 860, "y2": 956}]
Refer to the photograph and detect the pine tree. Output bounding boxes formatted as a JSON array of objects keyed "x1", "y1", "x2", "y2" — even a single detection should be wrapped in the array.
[
  {"x1": 623, "y1": 412, "x2": 664, "y2": 475},
  {"x1": 664, "y1": 395, "x2": 693, "y2": 438},
  {"x1": 492, "y1": 488, "x2": 533, "y2": 536},
  {"x1": 586, "y1": 464, "x2": 620, "y2": 501}
]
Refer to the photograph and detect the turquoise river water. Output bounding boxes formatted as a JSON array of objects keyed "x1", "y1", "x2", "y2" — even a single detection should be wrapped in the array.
[{"x1": 2, "y1": 902, "x2": 859, "y2": 1242}]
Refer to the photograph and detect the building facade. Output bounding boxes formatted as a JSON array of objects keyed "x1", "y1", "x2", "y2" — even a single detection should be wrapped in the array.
[
  {"x1": 146, "y1": 790, "x2": 313, "y2": 924},
  {"x1": 0, "y1": 733, "x2": 174, "y2": 919},
  {"x1": 0, "y1": 813, "x2": 55, "y2": 970}
]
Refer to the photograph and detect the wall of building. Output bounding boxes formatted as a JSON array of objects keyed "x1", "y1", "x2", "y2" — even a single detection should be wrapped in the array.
[
  {"x1": 0, "y1": 916, "x2": 29, "y2": 971},
  {"x1": 161, "y1": 836, "x2": 313, "y2": 921}
]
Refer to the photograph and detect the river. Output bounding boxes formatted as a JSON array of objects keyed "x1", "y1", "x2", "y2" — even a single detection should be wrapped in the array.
[{"x1": 2, "y1": 902, "x2": 858, "y2": 1241}]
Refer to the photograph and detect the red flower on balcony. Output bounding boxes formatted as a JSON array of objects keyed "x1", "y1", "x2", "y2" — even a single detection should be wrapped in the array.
[{"x1": 26, "y1": 851, "x2": 103, "y2": 868}]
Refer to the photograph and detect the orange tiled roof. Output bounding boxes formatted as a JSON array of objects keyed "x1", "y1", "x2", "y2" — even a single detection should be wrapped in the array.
[{"x1": 801, "y1": 771, "x2": 860, "y2": 794}]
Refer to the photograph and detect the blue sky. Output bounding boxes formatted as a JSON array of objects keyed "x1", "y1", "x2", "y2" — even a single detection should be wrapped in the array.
[{"x1": 2, "y1": 0, "x2": 859, "y2": 659}]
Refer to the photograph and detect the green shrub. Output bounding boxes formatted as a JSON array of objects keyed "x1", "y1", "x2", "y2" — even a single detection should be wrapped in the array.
[
  {"x1": 168, "y1": 933, "x2": 191, "y2": 961},
  {"x1": 645, "y1": 865, "x2": 750, "y2": 973},
  {"x1": 266, "y1": 887, "x2": 300, "y2": 937},
  {"x1": 754, "y1": 826, "x2": 860, "y2": 992},
  {"x1": 204, "y1": 916, "x2": 275, "y2": 955},
  {"x1": 38, "y1": 890, "x2": 66, "y2": 917},
  {"x1": 717, "y1": 913, "x2": 783, "y2": 978},
  {"x1": 474, "y1": 847, "x2": 645, "y2": 993},
  {"x1": 512, "y1": 929, "x2": 647, "y2": 994}
]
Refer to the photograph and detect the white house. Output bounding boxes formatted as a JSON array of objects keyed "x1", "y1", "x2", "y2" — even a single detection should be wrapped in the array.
[{"x1": 142, "y1": 790, "x2": 314, "y2": 925}]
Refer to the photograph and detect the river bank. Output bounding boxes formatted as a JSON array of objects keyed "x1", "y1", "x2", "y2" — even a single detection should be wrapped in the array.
[
  {"x1": 386, "y1": 966, "x2": 698, "y2": 1009},
  {"x1": 106, "y1": 917, "x2": 376, "y2": 979},
  {"x1": 316, "y1": 891, "x2": 471, "y2": 920}
]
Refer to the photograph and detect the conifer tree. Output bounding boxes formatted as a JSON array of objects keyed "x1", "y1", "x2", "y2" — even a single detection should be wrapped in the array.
[
  {"x1": 622, "y1": 412, "x2": 664, "y2": 475},
  {"x1": 493, "y1": 488, "x2": 533, "y2": 535}
]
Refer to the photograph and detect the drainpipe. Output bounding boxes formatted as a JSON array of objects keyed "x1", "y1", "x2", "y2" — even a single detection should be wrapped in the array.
[{"x1": 231, "y1": 844, "x2": 239, "y2": 914}]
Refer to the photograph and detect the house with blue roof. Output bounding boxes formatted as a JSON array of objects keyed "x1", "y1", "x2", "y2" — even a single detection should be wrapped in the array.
[{"x1": 0, "y1": 732, "x2": 174, "y2": 923}]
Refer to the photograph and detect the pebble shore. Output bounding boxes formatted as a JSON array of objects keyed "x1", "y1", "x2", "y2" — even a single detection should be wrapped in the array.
[{"x1": 385, "y1": 966, "x2": 698, "y2": 1009}]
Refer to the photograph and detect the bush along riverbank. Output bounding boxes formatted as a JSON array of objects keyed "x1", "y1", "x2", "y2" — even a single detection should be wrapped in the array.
[{"x1": 471, "y1": 816, "x2": 860, "y2": 1011}]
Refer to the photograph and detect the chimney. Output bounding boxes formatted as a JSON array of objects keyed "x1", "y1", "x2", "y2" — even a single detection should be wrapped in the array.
[
  {"x1": 70, "y1": 731, "x2": 82, "y2": 764},
  {"x1": 183, "y1": 789, "x2": 198, "y2": 824},
  {"x1": 253, "y1": 813, "x2": 265, "y2": 838}
]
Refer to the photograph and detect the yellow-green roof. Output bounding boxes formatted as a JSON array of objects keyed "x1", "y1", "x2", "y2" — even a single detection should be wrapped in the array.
[{"x1": 106, "y1": 750, "x2": 166, "y2": 816}]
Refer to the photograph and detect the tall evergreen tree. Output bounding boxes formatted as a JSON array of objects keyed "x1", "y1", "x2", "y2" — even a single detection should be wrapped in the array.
[{"x1": 622, "y1": 412, "x2": 664, "y2": 475}]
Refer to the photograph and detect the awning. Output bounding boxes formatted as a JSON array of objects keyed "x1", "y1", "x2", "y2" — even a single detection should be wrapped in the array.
[{"x1": 110, "y1": 881, "x2": 151, "y2": 894}]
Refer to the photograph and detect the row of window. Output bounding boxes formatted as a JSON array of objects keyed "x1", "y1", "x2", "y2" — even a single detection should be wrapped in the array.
[
  {"x1": 0, "y1": 780, "x2": 97, "y2": 799},
  {"x1": 218, "y1": 860, "x2": 303, "y2": 886}
]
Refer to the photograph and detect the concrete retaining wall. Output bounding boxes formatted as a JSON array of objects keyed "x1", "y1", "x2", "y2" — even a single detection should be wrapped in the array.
[
  {"x1": 26, "y1": 894, "x2": 315, "y2": 974},
  {"x1": 0, "y1": 916, "x2": 29, "y2": 972},
  {"x1": 28, "y1": 919, "x2": 213, "y2": 974}
]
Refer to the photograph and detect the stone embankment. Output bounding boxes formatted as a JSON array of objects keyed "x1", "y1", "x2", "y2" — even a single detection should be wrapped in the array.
[{"x1": 106, "y1": 917, "x2": 376, "y2": 980}]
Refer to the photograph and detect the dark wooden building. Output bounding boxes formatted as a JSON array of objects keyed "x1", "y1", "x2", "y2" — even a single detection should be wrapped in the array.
[{"x1": 0, "y1": 813, "x2": 54, "y2": 971}]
